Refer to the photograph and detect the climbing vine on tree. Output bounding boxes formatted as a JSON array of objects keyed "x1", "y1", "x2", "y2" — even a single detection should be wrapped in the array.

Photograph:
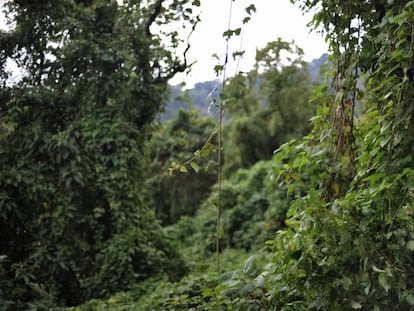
[
  {"x1": 0, "y1": 0, "x2": 199, "y2": 308},
  {"x1": 261, "y1": 0, "x2": 414, "y2": 309}
]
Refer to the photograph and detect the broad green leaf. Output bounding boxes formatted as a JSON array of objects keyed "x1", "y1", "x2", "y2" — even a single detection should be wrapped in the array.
[
  {"x1": 189, "y1": 161, "x2": 200, "y2": 173},
  {"x1": 407, "y1": 293, "x2": 414, "y2": 305},
  {"x1": 406, "y1": 240, "x2": 414, "y2": 251},
  {"x1": 200, "y1": 143, "x2": 216, "y2": 157},
  {"x1": 243, "y1": 256, "x2": 256, "y2": 275},
  {"x1": 238, "y1": 283, "x2": 255, "y2": 296},
  {"x1": 220, "y1": 271, "x2": 235, "y2": 282},
  {"x1": 308, "y1": 299, "x2": 323, "y2": 309},
  {"x1": 379, "y1": 136, "x2": 391, "y2": 148},
  {"x1": 214, "y1": 65, "x2": 224, "y2": 74},
  {"x1": 372, "y1": 265, "x2": 386, "y2": 273},
  {"x1": 202, "y1": 288, "x2": 213, "y2": 298},
  {"x1": 378, "y1": 274, "x2": 391, "y2": 292},
  {"x1": 364, "y1": 283, "x2": 371, "y2": 295},
  {"x1": 384, "y1": 91, "x2": 393, "y2": 99},
  {"x1": 308, "y1": 188, "x2": 323, "y2": 207},
  {"x1": 180, "y1": 165, "x2": 188, "y2": 173},
  {"x1": 255, "y1": 274, "x2": 266, "y2": 288},
  {"x1": 218, "y1": 226, "x2": 224, "y2": 238}
]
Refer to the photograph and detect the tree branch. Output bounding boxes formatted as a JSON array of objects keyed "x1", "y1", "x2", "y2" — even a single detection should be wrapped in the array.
[
  {"x1": 146, "y1": 0, "x2": 164, "y2": 37},
  {"x1": 158, "y1": 16, "x2": 199, "y2": 82}
]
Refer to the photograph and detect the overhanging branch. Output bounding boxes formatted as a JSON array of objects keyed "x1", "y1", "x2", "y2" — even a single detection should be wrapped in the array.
[{"x1": 158, "y1": 15, "x2": 199, "y2": 82}]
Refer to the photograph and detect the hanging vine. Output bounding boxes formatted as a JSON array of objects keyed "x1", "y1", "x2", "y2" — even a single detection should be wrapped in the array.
[{"x1": 168, "y1": 0, "x2": 256, "y2": 279}]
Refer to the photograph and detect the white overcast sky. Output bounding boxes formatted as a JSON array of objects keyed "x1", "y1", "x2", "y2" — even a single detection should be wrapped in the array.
[
  {"x1": 0, "y1": 0, "x2": 328, "y2": 87},
  {"x1": 171, "y1": 0, "x2": 329, "y2": 86}
]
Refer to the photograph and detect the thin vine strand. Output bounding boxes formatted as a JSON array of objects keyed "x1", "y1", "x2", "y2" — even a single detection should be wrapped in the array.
[
  {"x1": 216, "y1": 0, "x2": 234, "y2": 280},
  {"x1": 166, "y1": 0, "x2": 248, "y2": 280}
]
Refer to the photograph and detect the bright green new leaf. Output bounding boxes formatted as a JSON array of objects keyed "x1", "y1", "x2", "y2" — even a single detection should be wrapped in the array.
[
  {"x1": 218, "y1": 226, "x2": 224, "y2": 238},
  {"x1": 202, "y1": 288, "x2": 213, "y2": 298},
  {"x1": 189, "y1": 161, "x2": 200, "y2": 173}
]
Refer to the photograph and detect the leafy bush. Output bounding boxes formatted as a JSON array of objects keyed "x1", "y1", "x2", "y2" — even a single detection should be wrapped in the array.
[
  {"x1": 164, "y1": 160, "x2": 290, "y2": 262},
  {"x1": 70, "y1": 249, "x2": 263, "y2": 311}
]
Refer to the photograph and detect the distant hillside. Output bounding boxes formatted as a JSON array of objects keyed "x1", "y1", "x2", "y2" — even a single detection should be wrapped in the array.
[
  {"x1": 160, "y1": 80, "x2": 221, "y2": 121},
  {"x1": 161, "y1": 54, "x2": 329, "y2": 121},
  {"x1": 308, "y1": 53, "x2": 329, "y2": 81}
]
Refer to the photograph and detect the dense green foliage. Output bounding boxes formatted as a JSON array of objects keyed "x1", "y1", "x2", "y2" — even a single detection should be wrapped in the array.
[
  {"x1": 258, "y1": 1, "x2": 414, "y2": 309},
  {"x1": 73, "y1": 0, "x2": 414, "y2": 309},
  {"x1": 166, "y1": 160, "x2": 289, "y2": 260},
  {"x1": 69, "y1": 37, "x2": 315, "y2": 311},
  {"x1": 223, "y1": 39, "x2": 315, "y2": 171},
  {"x1": 0, "y1": 0, "x2": 199, "y2": 308},
  {"x1": 3, "y1": 0, "x2": 414, "y2": 310}
]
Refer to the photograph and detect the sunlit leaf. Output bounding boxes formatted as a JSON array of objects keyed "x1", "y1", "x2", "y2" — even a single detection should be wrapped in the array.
[{"x1": 351, "y1": 301, "x2": 362, "y2": 309}]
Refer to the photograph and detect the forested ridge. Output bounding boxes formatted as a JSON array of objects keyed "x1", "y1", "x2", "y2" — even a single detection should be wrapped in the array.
[{"x1": 1, "y1": 0, "x2": 414, "y2": 310}]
